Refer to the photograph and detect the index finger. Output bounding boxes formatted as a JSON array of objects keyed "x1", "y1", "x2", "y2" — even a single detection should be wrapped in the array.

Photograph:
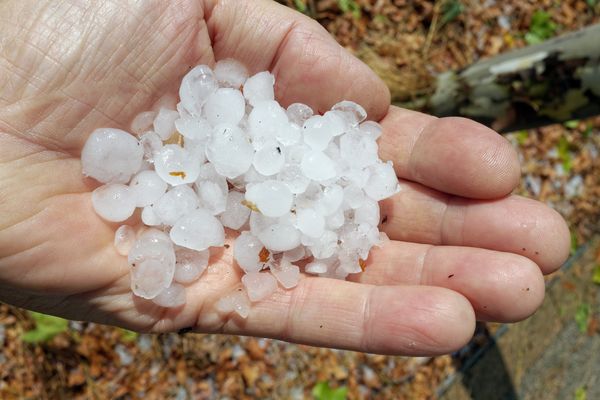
[
  {"x1": 205, "y1": 0, "x2": 390, "y2": 120},
  {"x1": 378, "y1": 107, "x2": 521, "y2": 199}
]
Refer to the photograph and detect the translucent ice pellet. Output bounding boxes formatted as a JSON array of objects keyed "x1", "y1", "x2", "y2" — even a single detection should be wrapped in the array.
[
  {"x1": 131, "y1": 111, "x2": 157, "y2": 136},
  {"x1": 153, "y1": 108, "x2": 179, "y2": 140},
  {"x1": 359, "y1": 120, "x2": 383, "y2": 141},
  {"x1": 340, "y1": 131, "x2": 378, "y2": 169},
  {"x1": 242, "y1": 272, "x2": 278, "y2": 302},
  {"x1": 233, "y1": 231, "x2": 264, "y2": 273},
  {"x1": 286, "y1": 103, "x2": 313, "y2": 126},
  {"x1": 179, "y1": 65, "x2": 218, "y2": 116},
  {"x1": 214, "y1": 58, "x2": 249, "y2": 89},
  {"x1": 364, "y1": 162, "x2": 401, "y2": 201},
  {"x1": 269, "y1": 259, "x2": 300, "y2": 289},
  {"x1": 152, "y1": 283, "x2": 186, "y2": 308},
  {"x1": 114, "y1": 225, "x2": 136, "y2": 256},
  {"x1": 353, "y1": 198, "x2": 380, "y2": 227},
  {"x1": 128, "y1": 229, "x2": 176, "y2": 299},
  {"x1": 308, "y1": 230, "x2": 338, "y2": 259},
  {"x1": 174, "y1": 247, "x2": 209, "y2": 284},
  {"x1": 215, "y1": 287, "x2": 251, "y2": 318},
  {"x1": 331, "y1": 100, "x2": 367, "y2": 127},
  {"x1": 219, "y1": 191, "x2": 251, "y2": 230},
  {"x1": 174, "y1": 116, "x2": 211, "y2": 141},
  {"x1": 139, "y1": 131, "x2": 162, "y2": 163}
]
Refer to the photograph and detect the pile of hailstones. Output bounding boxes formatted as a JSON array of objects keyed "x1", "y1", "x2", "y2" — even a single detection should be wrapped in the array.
[{"x1": 82, "y1": 59, "x2": 399, "y2": 317}]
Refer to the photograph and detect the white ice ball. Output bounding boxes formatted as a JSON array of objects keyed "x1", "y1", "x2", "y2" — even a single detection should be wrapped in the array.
[
  {"x1": 257, "y1": 223, "x2": 301, "y2": 252},
  {"x1": 364, "y1": 162, "x2": 401, "y2": 201},
  {"x1": 248, "y1": 100, "x2": 289, "y2": 145},
  {"x1": 243, "y1": 71, "x2": 275, "y2": 106},
  {"x1": 206, "y1": 124, "x2": 254, "y2": 179},
  {"x1": 129, "y1": 170, "x2": 168, "y2": 207},
  {"x1": 300, "y1": 150, "x2": 337, "y2": 182},
  {"x1": 91, "y1": 184, "x2": 136, "y2": 222},
  {"x1": 204, "y1": 88, "x2": 246, "y2": 127},
  {"x1": 179, "y1": 65, "x2": 218, "y2": 116},
  {"x1": 253, "y1": 140, "x2": 285, "y2": 176},
  {"x1": 214, "y1": 58, "x2": 249, "y2": 89},
  {"x1": 154, "y1": 144, "x2": 201, "y2": 186},
  {"x1": 82, "y1": 128, "x2": 143, "y2": 184},
  {"x1": 170, "y1": 208, "x2": 225, "y2": 251},
  {"x1": 245, "y1": 180, "x2": 293, "y2": 218},
  {"x1": 175, "y1": 117, "x2": 211, "y2": 141},
  {"x1": 296, "y1": 208, "x2": 325, "y2": 238},
  {"x1": 153, "y1": 185, "x2": 199, "y2": 226}
]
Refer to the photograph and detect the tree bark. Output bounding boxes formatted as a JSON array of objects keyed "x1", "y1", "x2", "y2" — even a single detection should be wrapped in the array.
[{"x1": 420, "y1": 24, "x2": 600, "y2": 133}]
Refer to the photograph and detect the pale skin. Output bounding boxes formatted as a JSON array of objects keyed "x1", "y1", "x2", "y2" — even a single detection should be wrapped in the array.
[{"x1": 0, "y1": 0, "x2": 571, "y2": 356}]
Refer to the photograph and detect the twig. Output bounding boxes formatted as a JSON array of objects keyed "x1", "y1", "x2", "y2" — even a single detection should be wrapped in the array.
[{"x1": 423, "y1": 0, "x2": 443, "y2": 58}]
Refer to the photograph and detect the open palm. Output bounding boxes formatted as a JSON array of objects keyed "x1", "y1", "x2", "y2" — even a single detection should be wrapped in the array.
[{"x1": 0, "y1": 0, "x2": 569, "y2": 355}]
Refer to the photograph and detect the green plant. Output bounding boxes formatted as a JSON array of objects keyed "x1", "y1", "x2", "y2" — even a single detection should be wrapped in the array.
[
  {"x1": 293, "y1": 0, "x2": 307, "y2": 13},
  {"x1": 525, "y1": 11, "x2": 557, "y2": 45},
  {"x1": 22, "y1": 311, "x2": 69, "y2": 343},
  {"x1": 575, "y1": 386, "x2": 587, "y2": 400},
  {"x1": 570, "y1": 231, "x2": 578, "y2": 255},
  {"x1": 575, "y1": 303, "x2": 590, "y2": 333},
  {"x1": 338, "y1": 0, "x2": 361, "y2": 19},
  {"x1": 441, "y1": 0, "x2": 464, "y2": 26},
  {"x1": 119, "y1": 328, "x2": 139, "y2": 342},
  {"x1": 515, "y1": 130, "x2": 529, "y2": 145},
  {"x1": 557, "y1": 136, "x2": 573, "y2": 173},
  {"x1": 592, "y1": 265, "x2": 600, "y2": 285},
  {"x1": 312, "y1": 381, "x2": 348, "y2": 400},
  {"x1": 564, "y1": 120, "x2": 580, "y2": 129}
]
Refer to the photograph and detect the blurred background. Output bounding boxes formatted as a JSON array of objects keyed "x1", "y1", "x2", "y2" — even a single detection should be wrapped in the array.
[{"x1": 1, "y1": 1, "x2": 599, "y2": 399}]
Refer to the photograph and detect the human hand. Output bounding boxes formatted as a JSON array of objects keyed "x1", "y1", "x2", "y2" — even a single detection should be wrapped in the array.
[{"x1": 0, "y1": 0, "x2": 570, "y2": 355}]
